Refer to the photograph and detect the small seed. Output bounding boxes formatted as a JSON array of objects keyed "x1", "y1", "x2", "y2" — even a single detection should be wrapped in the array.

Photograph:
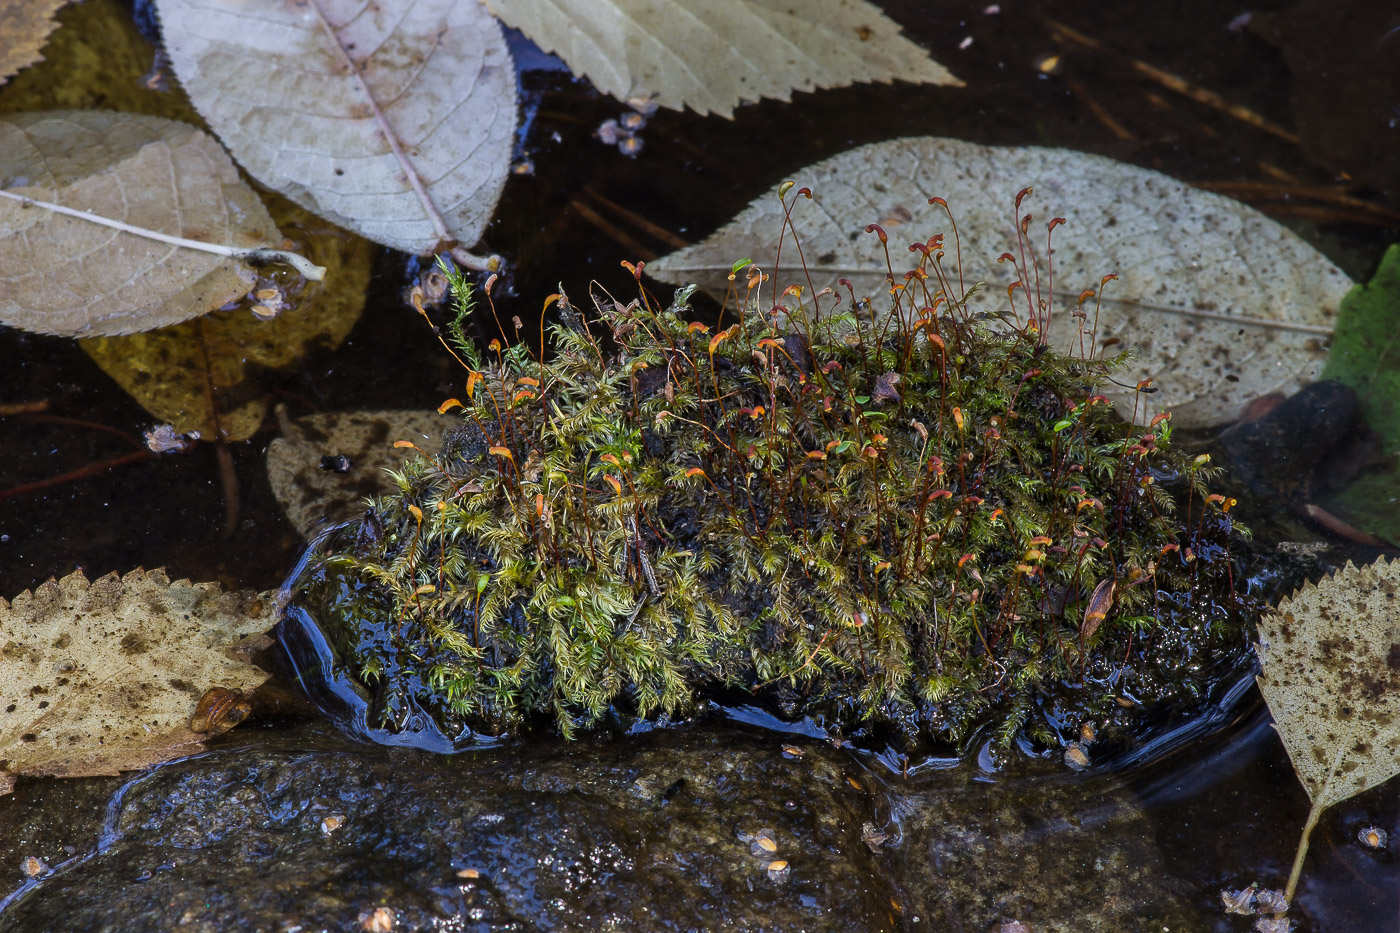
[
  {"x1": 1063, "y1": 742, "x2": 1090, "y2": 771},
  {"x1": 20, "y1": 856, "x2": 48, "y2": 878},
  {"x1": 321, "y1": 814, "x2": 346, "y2": 836},
  {"x1": 1359, "y1": 825, "x2": 1389, "y2": 850},
  {"x1": 781, "y1": 744, "x2": 803, "y2": 759}
]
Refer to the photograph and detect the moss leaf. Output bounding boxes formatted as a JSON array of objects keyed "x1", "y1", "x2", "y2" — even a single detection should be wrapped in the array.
[
  {"x1": 485, "y1": 0, "x2": 960, "y2": 118},
  {"x1": 0, "y1": 569, "x2": 273, "y2": 796},
  {"x1": 651, "y1": 138, "x2": 1352, "y2": 427},
  {"x1": 0, "y1": 110, "x2": 284, "y2": 337},
  {"x1": 155, "y1": 0, "x2": 516, "y2": 264}
]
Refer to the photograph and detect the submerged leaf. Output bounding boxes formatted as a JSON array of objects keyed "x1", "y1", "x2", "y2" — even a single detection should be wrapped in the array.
[
  {"x1": 156, "y1": 0, "x2": 517, "y2": 265},
  {"x1": 0, "y1": 110, "x2": 284, "y2": 337},
  {"x1": 0, "y1": 569, "x2": 272, "y2": 796},
  {"x1": 266, "y1": 408, "x2": 451, "y2": 538},
  {"x1": 0, "y1": 0, "x2": 68, "y2": 85},
  {"x1": 80, "y1": 199, "x2": 371, "y2": 441},
  {"x1": 650, "y1": 137, "x2": 1352, "y2": 427},
  {"x1": 486, "y1": 0, "x2": 960, "y2": 118}
]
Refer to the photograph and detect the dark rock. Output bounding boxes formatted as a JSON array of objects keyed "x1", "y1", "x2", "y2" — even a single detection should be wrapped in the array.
[{"x1": 0, "y1": 723, "x2": 1206, "y2": 932}]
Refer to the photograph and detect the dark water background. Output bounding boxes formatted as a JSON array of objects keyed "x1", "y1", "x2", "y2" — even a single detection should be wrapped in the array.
[{"x1": 2, "y1": 0, "x2": 1399, "y2": 929}]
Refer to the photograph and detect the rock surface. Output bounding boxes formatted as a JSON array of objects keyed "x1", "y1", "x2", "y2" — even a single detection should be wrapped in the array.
[{"x1": 0, "y1": 721, "x2": 1207, "y2": 931}]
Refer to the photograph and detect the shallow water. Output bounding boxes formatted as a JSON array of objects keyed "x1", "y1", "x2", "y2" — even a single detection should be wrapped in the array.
[{"x1": 2, "y1": 0, "x2": 1399, "y2": 929}]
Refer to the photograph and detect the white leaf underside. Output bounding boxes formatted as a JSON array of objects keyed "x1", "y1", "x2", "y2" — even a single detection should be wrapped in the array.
[
  {"x1": 486, "y1": 0, "x2": 960, "y2": 118},
  {"x1": 157, "y1": 0, "x2": 517, "y2": 255},
  {"x1": 650, "y1": 136, "x2": 1353, "y2": 427}
]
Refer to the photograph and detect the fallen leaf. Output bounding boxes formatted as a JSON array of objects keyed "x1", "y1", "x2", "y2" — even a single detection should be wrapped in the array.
[
  {"x1": 80, "y1": 197, "x2": 371, "y2": 441},
  {"x1": 266, "y1": 408, "x2": 452, "y2": 538},
  {"x1": 156, "y1": 0, "x2": 517, "y2": 268},
  {"x1": 0, "y1": 569, "x2": 273, "y2": 796},
  {"x1": 0, "y1": 0, "x2": 202, "y2": 122},
  {"x1": 650, "y1": 137, "x2": 1352, "y2": 427},
  {"x1": 485, "y1": 0, "x2": 960, "y2": 118},
  {"x1": 1255, "y1": 557, "x2": 1400, "y2": 899},
  {"x1": 0, "y1": 0, "x2": 68, "y2": 85},
  {"x1": 0, "y1": 110, "x2": 286, "y2": 337}
]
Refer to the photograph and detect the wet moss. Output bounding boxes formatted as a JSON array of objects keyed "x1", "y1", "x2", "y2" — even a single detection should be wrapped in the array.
[{"x1": 288, "y1": 256, "x2": 1248, "y2": 744}]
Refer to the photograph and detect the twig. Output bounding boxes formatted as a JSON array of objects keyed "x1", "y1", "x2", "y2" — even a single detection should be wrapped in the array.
[
  {"x1": 1045, "y1": 18, "x2": 1300, "y2": 144},
  {"x1": 0, "y1": 400, "x2": 50, "y2": 416},
  {"x1": 0, "y1": 190, "x2": 325, "y2": 280},
  {"x1": 0, "y1": 450, "x2": 155, "y2": 501},
  {"x1": 569, "y1": 199, "x2": 657, "y2": 261},
  {"x1": 583, "y1": 186, "x2": 691, "y2": 248}
]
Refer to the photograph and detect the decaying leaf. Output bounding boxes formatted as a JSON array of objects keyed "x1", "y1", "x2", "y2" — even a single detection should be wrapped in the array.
[
  {"x1": 0, "y1": 110, "x2": 286, "y2": 337},
  {"x1": 0, "y1": 569, "x2": 273, "y2": 796},
  {"x1": 650, "y1": 137, "x2": 1352, "y2": 427},
  {"x1": 156, "y1": 0, "x2": 517, "y2": 267},
  {"x1": 1256, "y1": 557, "x2": 1400, "y2": 899},
  {"x1": 266, "y1": 408, "x2": 452, "y2": 537},
  {"x1": 80, "y1": 199, "x2": 371, "y2": 441},
  {"x1": 485, "y1": 0, "x2": 960, "y2": 118},
  {"x1": 0, "y1": 0, "x2": 68, "y2": 86}
]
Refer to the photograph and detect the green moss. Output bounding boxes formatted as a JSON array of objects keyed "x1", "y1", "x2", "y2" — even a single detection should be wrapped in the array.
[{"x1": 290, "y1": 254, "x2": 1246, "y2": 743}]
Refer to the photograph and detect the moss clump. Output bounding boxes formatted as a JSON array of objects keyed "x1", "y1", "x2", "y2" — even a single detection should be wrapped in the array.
[{"x1": 288, "y1": 251, "x2": 1246, "y2": 743}]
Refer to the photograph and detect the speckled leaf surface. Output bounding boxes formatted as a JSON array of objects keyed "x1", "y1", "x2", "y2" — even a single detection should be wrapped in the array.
[
  {"x1": 155, "y1": 0, "x2": 516, "y2": 257},
  {"x1": 0, "y1": 110, "x2": 282, "y2": 337},
  {"x1": 1256, "y1": 557, "x2": 1400, "y2": 808},
  {"x1": 267, "y1": 408, "x2": 451, "y2": 537},
  {"x1": 0, "y1": 569, "x2": 273, "y2": 796},
  {"x1": 650, "y1": 137, "x2": 1352, "y2": 426},
  {"x1": 0, "y1": 0, "x2": 68, "y2": 85},
  {"x1": 485, "y1": 0, "x2": 959, "y2": 118}
]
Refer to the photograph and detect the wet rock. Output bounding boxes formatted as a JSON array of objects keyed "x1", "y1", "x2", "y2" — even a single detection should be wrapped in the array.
[{"x1": 0, "y1": 723, "x2": 1209, "y2": 932}]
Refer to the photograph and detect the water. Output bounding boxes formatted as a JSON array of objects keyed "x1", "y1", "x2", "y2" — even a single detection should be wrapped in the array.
[{"x1": 1, "y1": 0, "x2": 1398, "y2": 929}]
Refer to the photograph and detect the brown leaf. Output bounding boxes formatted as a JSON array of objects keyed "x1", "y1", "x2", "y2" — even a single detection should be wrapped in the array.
[
  {"x1": 0, "y1": 0, "x2": 68, "y2": 86},
  {"x1": 1081, "y1": 579, "x2": 1115, "y2": 640},
  {"x1": 80, "y1": 197, "x2": 370, "y2": 441},
  {"x1": 0, "y1": 110, "x2": 284, "y2": 337},
  {"x1": 0, "y1": 569, "x2": 273, "y2": 796}
]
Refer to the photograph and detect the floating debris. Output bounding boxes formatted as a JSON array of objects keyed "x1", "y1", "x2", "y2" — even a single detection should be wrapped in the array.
[
  {"x1": 1358, "y1": 824, "x2": 1389, "y2": 850},
  {"x1": 765, "y1": 859, "x2": 789, "y2": 881},
  {"x1": 20, "y1": 857, "x2": 48, "y2": 879},
  {"x1": 1063, "y1": 742, "x2": 1091, "y2": 771},
  {"x1": 1221, "y1": 883, "x2": 1257, "y2": 914},
  {"x1": 320, "y1": 814, "x2": 346, "y2": 836}
]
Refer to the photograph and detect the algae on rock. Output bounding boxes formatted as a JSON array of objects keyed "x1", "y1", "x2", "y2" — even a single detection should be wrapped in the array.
[{"x1": 286, "y1": 248, "x2": 1247, "y2": 744}]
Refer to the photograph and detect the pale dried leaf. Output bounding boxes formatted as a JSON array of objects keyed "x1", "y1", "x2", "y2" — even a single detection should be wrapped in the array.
[
  {"x1": 0, "y1": 569, "x2": 273, "y2": 796},
  {"x1": 156, "y1": 0, "x2": 516, "y2": 258},
  {"x1": 0, "y1": 110, "x2": 283, "y2": 337},
  {"x1": 80, "y1": 199, "x2": 372, "y2": 441},
  {"x1": 267, "y1": 408, "x2": 451, "y2": 538},
  {"x1": 650, "y1": 137, "x2": 1352, "y2": 427},
  {"x1": 488, "y1": 0, "x2": 958, "y2": 118},
  {"x1": 1256, "y1": 557, "x2": 1400, "y2": 810},
  {"x1": 0, "y1": 0, "x2": 68, "y2": 85}
]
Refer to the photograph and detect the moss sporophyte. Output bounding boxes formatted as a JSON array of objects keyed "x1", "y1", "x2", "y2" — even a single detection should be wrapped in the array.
[{"x1": 283, "y1": 198, "x2": 1250, "y2": 748}]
